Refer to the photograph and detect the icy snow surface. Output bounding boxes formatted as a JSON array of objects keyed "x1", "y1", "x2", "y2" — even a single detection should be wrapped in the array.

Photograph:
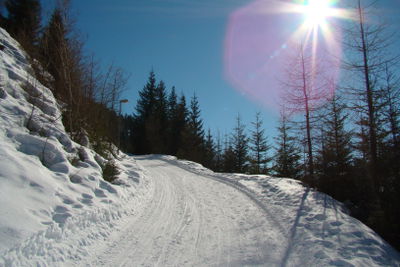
[{"x1": 1, "y1": 27, "x2": 400, "y2": 266}]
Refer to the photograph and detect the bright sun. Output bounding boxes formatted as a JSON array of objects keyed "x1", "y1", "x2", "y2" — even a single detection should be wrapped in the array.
[{"x1": 302, "y1": 0, "x2": 333, "y2": 28}]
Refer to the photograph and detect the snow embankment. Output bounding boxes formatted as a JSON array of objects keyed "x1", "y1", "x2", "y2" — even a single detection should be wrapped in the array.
[
  {"x1": 165, "y1": 155, "x2": 400, "y2": 266},
  {"x1": 0, "y1": 28, "x2": 152, "y2": 266}
]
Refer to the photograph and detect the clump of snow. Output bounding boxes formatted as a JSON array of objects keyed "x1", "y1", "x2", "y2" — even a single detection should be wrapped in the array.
[{"x1": 0, "y1": 28, "x2": 152, "y2": 265}]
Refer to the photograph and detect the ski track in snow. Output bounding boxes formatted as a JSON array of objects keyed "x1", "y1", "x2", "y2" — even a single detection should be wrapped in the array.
[{"x1": 86, "y1": 156, "x2": 283, "y2": 267}]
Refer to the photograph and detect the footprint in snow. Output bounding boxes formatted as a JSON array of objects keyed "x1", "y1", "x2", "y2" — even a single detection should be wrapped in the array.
[{"x1": 94, "y1": 189, "x2": 107, "y2": 198}]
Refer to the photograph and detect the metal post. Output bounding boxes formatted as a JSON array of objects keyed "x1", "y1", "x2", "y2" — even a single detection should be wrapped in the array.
[{"x1": 118, "y1": 99, "x2": 129, "y2": 155}]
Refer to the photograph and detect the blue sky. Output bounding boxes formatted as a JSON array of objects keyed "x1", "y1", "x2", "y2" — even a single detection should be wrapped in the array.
[
  {"x1": 42, "y1": 0, "x2": 280, "y2": 139},
  {"x1": 40, "y1": 0, "x2": 400, "y2": 141}
]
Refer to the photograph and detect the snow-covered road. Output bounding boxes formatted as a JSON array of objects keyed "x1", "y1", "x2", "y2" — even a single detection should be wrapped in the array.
[{"x1": 88, "y1": 156, "x2": 284, "y2": 266}]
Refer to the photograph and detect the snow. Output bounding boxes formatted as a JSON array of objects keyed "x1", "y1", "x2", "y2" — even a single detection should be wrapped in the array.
[
  {"x1": 0, "y1": 28, "x2": 152, "y2": 265},
  {"x1": 0, "y1": 27, "x2": 400, "y2": 266}
]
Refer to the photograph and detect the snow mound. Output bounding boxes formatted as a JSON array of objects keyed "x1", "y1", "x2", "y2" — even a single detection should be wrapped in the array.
[{"x1": 0, "y1": 28, "x2": 151, "y2": 266}]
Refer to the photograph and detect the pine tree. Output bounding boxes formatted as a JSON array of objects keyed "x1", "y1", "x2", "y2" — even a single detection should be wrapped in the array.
[
  {"x1": 4, "y1": 0, "x2": 41, "y2": 54},
  {"x1": 315, "y1": 94, "x2": 353, "y2": 201},
  {"x1": 342, "y1": 0, "x2": 399, "y2": 199},
  {"x1": 173, "y1": 94, "x2": 188, "y2": 155},
  {"x1": 379, "y1": 64, "x2": 400, "y2": 161},
  {"x1": 188, "y1": 94, "x2": 205, "y2": 140},
  {"x1": 40, "y1": 7, "x2": 68, "y2": 93},
  {"x1": 249, "y1": 112, "x2": 270, "y2": 174},
  {"x1": 167, "y1": 87, "x2": 178, "y2": 122},
  {"x1": 166, "y1": 86, "x2": 178, "y2": 155},
  {"x1": 178, "y1": 94, "x2": 205, "y2": 163},
  {"x1": 135, "y1": 71, "x2": 157, "y2": 120},
  {"x1": 132, "y1": 71, "x2": 157, "y2": 154},
  {"x1": 223, "y1": 134, "x2": 236, "y2": 173},
  {"x1": 203, "y1": 129, "x2": 216, "y2": 169},
  {"x1": 231, "y1": 114, "x2": 249, "y2": 173},
  {"x1": 273, "y1": 110, "x2": 301, "y2": 179},
  {"x1": 146, "y1": 80, "x2": 168, "y2": 153},
  {"x1": 0, "y1": 2, "x2": 7, "y2": 28},
  {"x1": 40, "y1": 4, "x2": 88, "y2": 140},
  {"x1": 214, "y1": 131, "x2": 224, "y2": 172}
]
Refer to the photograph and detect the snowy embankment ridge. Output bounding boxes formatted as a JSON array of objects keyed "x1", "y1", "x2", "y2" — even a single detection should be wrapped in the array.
[
  {"x1": 0, "y1": 27, "x2": 400, "y2": 266},
  {"x1": 0, "y1": 28, "x2": 152, "y2": 265}
]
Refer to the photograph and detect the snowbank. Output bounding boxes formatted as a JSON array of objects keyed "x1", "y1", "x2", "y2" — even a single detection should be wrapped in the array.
[
  {"x1": 0, "y1": 28, "x2": 152, "y2": 266},
  {"x1": 168, "y1": 156, "x2": 400, "y2": 266}
]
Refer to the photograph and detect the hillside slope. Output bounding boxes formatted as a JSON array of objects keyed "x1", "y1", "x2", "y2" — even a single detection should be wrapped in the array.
[{"x1": 0, "y1": 28, "x2": 152, "y2": 265}]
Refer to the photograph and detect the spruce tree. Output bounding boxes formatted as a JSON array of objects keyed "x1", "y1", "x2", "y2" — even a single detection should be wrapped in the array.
[
  {"x1": 273, "y1": 110, "x2": 301, "y2": 179},
  {"x1": 203, "y1": 129, "x2": 216, "y2": 169},
  {"x1": 178, "y1": 94, "x2": 205, "y2": 163},
  {"x1": 231, "y1": 115, "x2": 249, "y2": 173},
  {"x1": 214, "y1": 131, "x2": 224, "y2": 172},
  {"x1": 166, "y1": 87, "x2": 178, "y2": 155},
  {"x1": 223, "y1": 134, "x2": 236, "y2": 173},
  {"x1": 146, "y1": 80, "x2": 168, "y2": 153},
  {"x1": 4, "y1": 0, "x2": 41, "y2": 53},
  {"x1": 172, "y1": 94, "x2": 188, "y2": 155},
  {"x1": 133, "y1": 71, "x2": 157, "y2": 154},
  {"x1": 188, "y1": 94, "x2": 205, "y2": 140},
  {"x1": 40, "y1": 4, "x2": 88, "y2": 140},
  {"x1": 315, "y1": 95, "x2": 353, "y2": 200},
  {"x1": 249, "y1": 112, "x2": 270, "y2": 174},
  {"x1": 135, "y1": 71, "x2": 157, "y2": 120}
]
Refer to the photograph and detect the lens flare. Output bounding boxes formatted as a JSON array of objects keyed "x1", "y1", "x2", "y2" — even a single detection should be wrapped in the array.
[
  {"x1": 302, "y1": 0, "x2": 333, "y2": 28},
  {"x1": 224, "y1": 0, "x2": 352, "y2": 111}
]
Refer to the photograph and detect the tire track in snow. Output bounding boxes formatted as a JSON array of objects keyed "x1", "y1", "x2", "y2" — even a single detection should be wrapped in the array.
[{"x1": 162, "y1": 157, "x2": 289, "y2": 239}]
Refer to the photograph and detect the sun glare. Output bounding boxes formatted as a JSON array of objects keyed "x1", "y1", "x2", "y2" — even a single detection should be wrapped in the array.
[
  {"x1": 224, "y1": 0, "x2": 354, "y2": 110},
  {"x1": 302, "y1": 0, "x2": 333, "y2": 28}
]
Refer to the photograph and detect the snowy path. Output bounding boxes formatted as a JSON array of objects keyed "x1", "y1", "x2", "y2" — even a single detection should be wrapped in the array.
[{"x1": 88, "y1": 156, "x2": 284, "y2": 266}]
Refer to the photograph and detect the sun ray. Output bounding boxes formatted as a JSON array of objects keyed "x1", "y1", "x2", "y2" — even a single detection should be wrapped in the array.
[{"x1": 223, "y1": 0, "x2": 356, "y2": 110}]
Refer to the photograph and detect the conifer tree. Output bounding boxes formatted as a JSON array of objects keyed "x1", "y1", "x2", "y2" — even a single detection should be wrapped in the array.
[
  {"x1": 40, "y1": 4, "x2": 87, "y2": 139},
  {"x1": 203, "y1": 129, "x2": 216, "y2": 169},
  {"x1": 188, "y1": 94, "x2": 205, "y2": 140},
  {"x1": 135, "y1": 71, "x2": 157, "y2": 120},
  {"x1": 178, "y1": 94, "x2": 205, "y2": 162},
  {"x1": 133, "y1": 71, "x2": 157, "y2": 154},
  {"x1": 315, "y1": 94, "x2": 353, "y2": 200},
  {"x1": 172, "y1": 94, "x2": 188, "y2": 155},
  {"x1": 166, "y1": 87, "x2": 178, "y2": 155},
  {"x1": 167, "y1": 87, "x2": 178, "y2": 122},
  {"x1": 223, "y1": 135, "x2": 236, "y2": 173},
  {"x1": 342, "y1": 0, "x2": 399, "y2": 199},
  {"x1": 214, "y1": 131, "x2": 224, "y2": 172},
  {"x1": 231, "y1": 114, "x2": 249, "y2": 173},
  {"x1": 145, "y1": 80, "x2": 168, "y2": 153},
  {"x1": 4, "y1": 0, "x2": 41, "y2": 53},
  {"x1": 273, "y1": 110, "x2": 301, "y2": 179},
  {"x1": 249, "y1": 112, "x2": 270, "y2": 174},
  {"x1": 0, "y1": 2, "x2": 5, "y2": 27}
]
